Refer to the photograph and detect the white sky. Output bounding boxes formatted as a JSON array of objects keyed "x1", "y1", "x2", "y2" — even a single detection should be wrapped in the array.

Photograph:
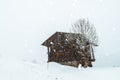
[{"x1": 0, "y1": 0, "x2": 120, "y2": 67}]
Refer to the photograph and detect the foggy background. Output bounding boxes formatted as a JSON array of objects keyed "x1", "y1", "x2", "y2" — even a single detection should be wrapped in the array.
[{"x1": 0, "y1": 0, "x2": 120, "y2": 67}]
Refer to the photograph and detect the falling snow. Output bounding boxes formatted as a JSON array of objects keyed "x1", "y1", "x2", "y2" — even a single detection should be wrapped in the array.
[
  {"x1": 0, "y1": 0, "x2": 120, "y2": 80},
  {"x1": 112, "y1": 27, "x2": 117, "y2": 31}
]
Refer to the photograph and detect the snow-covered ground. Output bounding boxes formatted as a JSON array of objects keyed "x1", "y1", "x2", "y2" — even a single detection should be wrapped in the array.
[{"x1": 0, "y1": 58, "x2": 120, "y2": 80}]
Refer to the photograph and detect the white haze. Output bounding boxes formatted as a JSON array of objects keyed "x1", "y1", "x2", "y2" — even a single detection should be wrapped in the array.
[{"x1": 0, "y1": 0, "x2": 120, "y2": 67}]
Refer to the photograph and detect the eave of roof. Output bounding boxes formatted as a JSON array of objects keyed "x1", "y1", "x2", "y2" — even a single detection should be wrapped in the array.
[{"x1": 41, "y1": 31, "x2": 98, "y2": 47}]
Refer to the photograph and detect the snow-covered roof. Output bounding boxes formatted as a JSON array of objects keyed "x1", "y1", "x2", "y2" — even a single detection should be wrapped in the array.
[{"x1": 42, "y1": 32, "x2": 98, "y2": 47}]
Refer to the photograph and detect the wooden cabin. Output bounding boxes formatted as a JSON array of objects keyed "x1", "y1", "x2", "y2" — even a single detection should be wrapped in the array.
[{"x1": 42, "y1": 32, "x2": 97, "y2": 68}]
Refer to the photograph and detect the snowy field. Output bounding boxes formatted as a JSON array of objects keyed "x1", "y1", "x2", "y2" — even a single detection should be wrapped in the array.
[{"x1": 0, "y1": 58, "x2": 120, "y2": 80}]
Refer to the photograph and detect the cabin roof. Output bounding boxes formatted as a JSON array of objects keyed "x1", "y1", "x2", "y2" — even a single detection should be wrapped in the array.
[{"x1": 42, "y1": 32, "x2": 98, "y2": 47}]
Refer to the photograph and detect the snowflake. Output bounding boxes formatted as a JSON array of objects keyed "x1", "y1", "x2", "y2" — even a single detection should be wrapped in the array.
[
  {"x1": 96, "y1": 56, "x2": 100, "y2": 59},
  {"x1": 112, "y1": 27, "x2": 117, "y2": 31},
  {"x1": 99, "y1": 0, "x2": 103, "y2": 3},
  {"x1": 29, "y1": 49, "x2": 33, "y2": 53},
  {"x1": 24, "y1": 40, "x2": 28, "y2": 47},
  {"x1": 24, "y1": 44, "x2": 28, "y2": 47},
  {"x1": 105, "y1": 52, "x2": 111, "y2": 56},
  {"x1": 69, "y1": 13, "x2": 73, "y2": 17},
  {"x1": 72, "y1": 3, "x2": 76, "y2": 7},
  {"x1": 48, "y1": 1, "x2": 54, "y2": 6},
  {"x1": 72, "y1": 0, "x2": 81, "y2": 9},
  {"x1": 24, "y1": 40, "x2": 28, "y2": 42}
]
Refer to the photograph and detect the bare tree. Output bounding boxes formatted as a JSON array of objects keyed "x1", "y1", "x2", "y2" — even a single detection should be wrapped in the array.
[
  {"x1": 66, "y1": 18, "x2": 98, "y2": 47},
  {"x1": 73, "y1": 19, "x2": 98, "y2": 45},
  {"x1": 65, "y1": 18, "x2": 98, "y2": 67}
]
